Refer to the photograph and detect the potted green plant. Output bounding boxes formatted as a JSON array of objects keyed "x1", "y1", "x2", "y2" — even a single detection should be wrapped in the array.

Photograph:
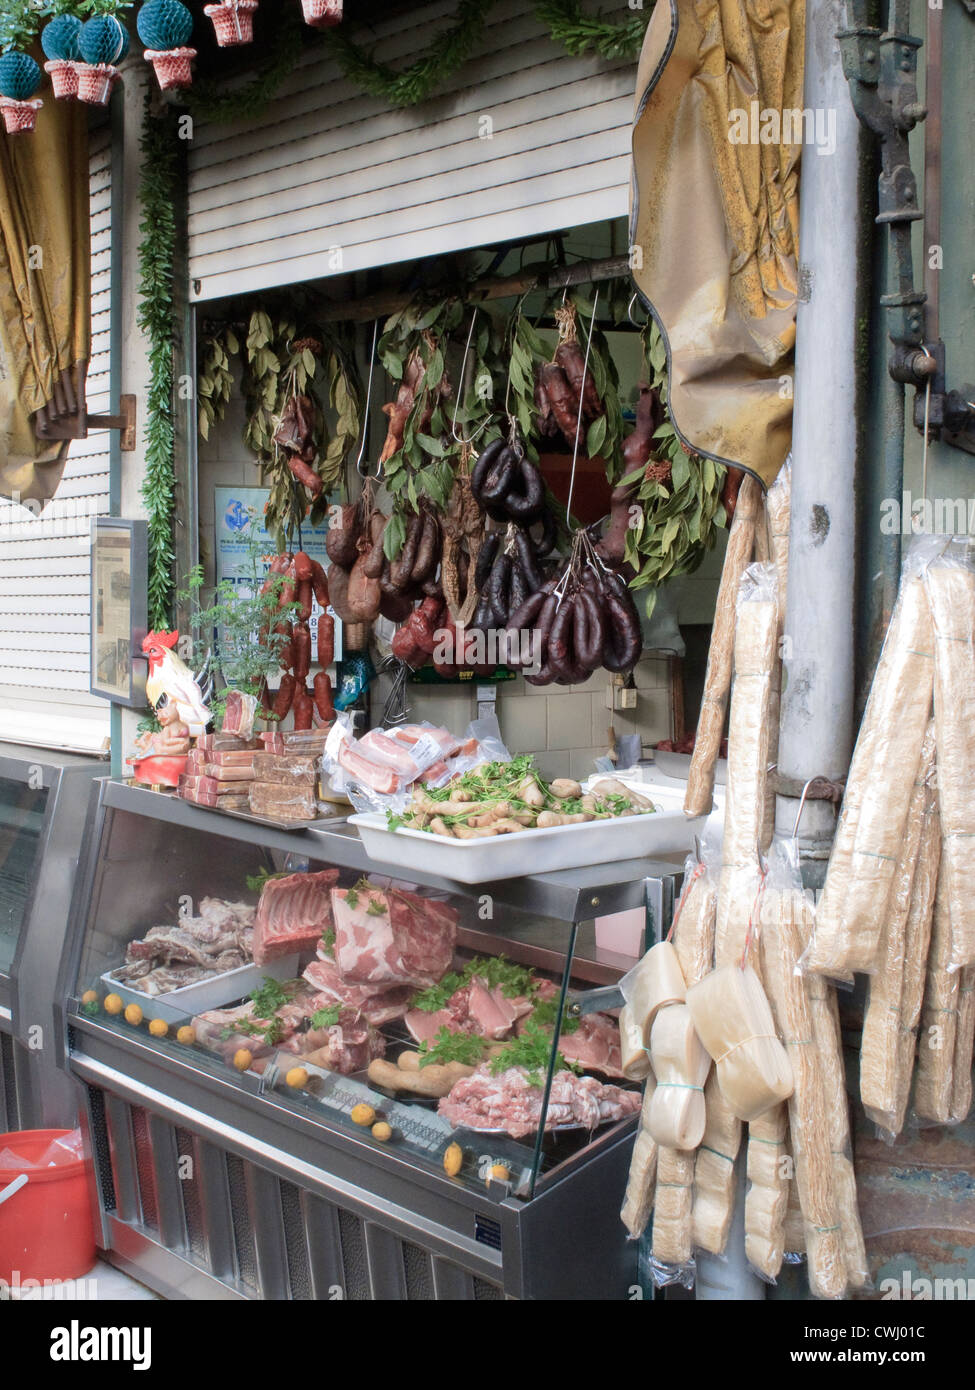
[
  {"x1": 75, "y1": 2, "x2": 131, "y2": 106},
  {"x1": 0, "y1": 5, "x2": 44, "y2": 134},
  {"x1": 203, "y1": 0, "x2": 258, "y2": 48},
  {"x1": 39, "y1": 3, "x2": 83, "y2": 99},
  {"x1": 137, "y1": 0, "x2": 196, "y2": 92}
]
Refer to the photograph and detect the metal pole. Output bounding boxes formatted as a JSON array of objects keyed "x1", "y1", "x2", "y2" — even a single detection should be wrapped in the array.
[{"x1": 775, "y1": 0, "x2": 864, "y2": 877}]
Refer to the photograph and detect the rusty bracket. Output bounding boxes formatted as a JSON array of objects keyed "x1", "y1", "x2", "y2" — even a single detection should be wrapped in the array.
[{"x1": 87, "y1": 393, "x2": 137, "y2": 451}]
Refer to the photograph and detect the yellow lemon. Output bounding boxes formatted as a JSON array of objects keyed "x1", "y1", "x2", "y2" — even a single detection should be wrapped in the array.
[
  {"x1": 123, "y1": 1003, "x2": 143, "y2": 1027},
  {"x1": 487, "y1": 1163, "x2": 510, "y2": 1185},
  {"x1": 350, "y1": 1103, "x2": 376, "y2": 1127},
  {"x1": 233, "y1": 1049, "x2": 252, "y2": 1072},
  {"x1": 103, "y1": 993, "x2": 123, "y2": 1016},
  {"x1": 176, "y1": 1025, "x2": 196, "y2": 1045},
  {"x1": 371, "y1": 1121, "x2": 393, "y2": 1142},
  {"x1": 81, "y1": 989, "x2": 97, "y2": 1005},
  {"x1": 443, "y1": 1142, "x2": 463, "y2": 1177},
  {"x1": 148, "y1": 1018, "x2": 168, "y2": 1039},
  {"x1": 285, "y1": 1066, "x2": 309, "y2": 1089}
]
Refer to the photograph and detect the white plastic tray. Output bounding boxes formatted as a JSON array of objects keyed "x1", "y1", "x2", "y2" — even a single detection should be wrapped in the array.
[
  {"x1": 350, "y1": 795, "x2": 704, "y2": 884},
  {"x1": 101, "y1": 953, "x2": 300, "y2": 1024}
]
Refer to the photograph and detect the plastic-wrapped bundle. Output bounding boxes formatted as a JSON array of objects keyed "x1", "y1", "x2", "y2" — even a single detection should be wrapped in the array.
[
  {"x1": 619, "y1": 942, "x2": 686, "y2": 1047},
  {"x1": 804, "y1": 570, "x2": 934, "y2": 975},
  {"x1": 619, "y1": 1003, "x2": 652, "y2": 1081},
  {"x1": 687, "y1": 965, "x2": 793, "y2": 1121},
  {"x1": 672, "y1": 866, "x2": 717, "y2": 990},
  {"x1": 762, "y1": 463, "x2": 791, "y2": 852},
  {"x1": 924, "y1": 551, "x2": 975, "y2": 969},
  {"x1": 887, "y1": 806, "x2": 941, "y2": 1135},
  {"x1": 651, "y1": 1147, "x2": 696, "y2": 1268},
  {"x1": 620, "y1": 1076, "x2": 658, "y2": 1238},
  {"x1": 685, "y1": 474, "x2": 763, "y2": 817},
  {"x1": 782, "y1": 1149, "x2": 805, "y2": 1255},
  {"x1": 744, "y1": 1103, "x2": 789, "y2": 1281},
  {"x1": 915, "y1": 867, "x2": 960, "y2": 1124},
  {"x1": 761, "y1": 881, "x2": 847, "y2": 1298},
  {"x1": 715, "y1": 565, "x2": 779, "y2": 964},
  {"x1": 647, "y1": 1004, "x2": 710, "y2": 1149},
  {"x1": 860, "y1": 725, "x2": 936, "y2": 1127},
  {"x1": 950, "y1": 966, "x2": 975, "y2": 1123},
  {"x1": 692, "y1": 1072, "x2": 742, "y2": 1254}
]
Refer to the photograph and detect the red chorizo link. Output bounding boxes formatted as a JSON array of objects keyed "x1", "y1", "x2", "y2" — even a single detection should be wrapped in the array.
[
  {"x1": 292, "y1": 683, "x2": 314, "y2": 731},
  {"x1": 313, "y1": 670, "x2": 335, "y2": 722},
  {"x1": 273, "y1": 673, "x2": 296, "y2": 720},
  {"x1": 317, "y1": 612, "x2": 334, "y2": 667},
  {"x1": 293, "y1": 622, "x2": 311, "y2": 682}
]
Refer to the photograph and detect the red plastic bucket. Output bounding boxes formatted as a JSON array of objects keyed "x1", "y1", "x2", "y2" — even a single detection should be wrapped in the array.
[{"x1": 0, "y1": 1130, "x2": 96, "y2": 1284}]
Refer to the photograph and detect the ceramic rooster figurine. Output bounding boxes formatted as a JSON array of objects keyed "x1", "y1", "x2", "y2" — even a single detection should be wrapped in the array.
[{"x1": 142, "y1": 630, "x2": 212, "y2": 736}]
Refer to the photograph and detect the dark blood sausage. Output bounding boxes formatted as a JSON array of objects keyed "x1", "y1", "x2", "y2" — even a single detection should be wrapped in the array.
[
  {"x1": 534, "y1": 509, "x2": 558, "y2": 558},
  {"x1": 481, "y1": 448, "x2": 516, "y2": 505},
  {"x1": 309, "y1": 559, "x2": 329, "y2": 607},
  {"x1": 287, "y1": 457, "x2": 323, "y2": 497},
  {"x1": 293, "y1": 622, "x2": 311, "y2": 682},
  {"x1": 313, "y1": 670, "x2": 335, "y2": 722},
  {"x1": 474, "y1": 532, "x2": 500, "y2": 591},
  {"x1": 555, "y1": 341, "x2": 602, "y2": 420},
  {"x1": 601, "y1": 578, "x2": 643, "y2": 672},
  {"x1": 317, "y1": 612, "x2": 335, "y2": 667},
  {"x1": 546, "y1": 593, "x2": 577, "y2": 681},
  {"x1": 505, "y1": 456, "x2": 545, "y2": 524},
  {"x1": 507, "y1": 555, "x2": 528, "y2": 617},
  {"x1": 410, "y1": 510, "x2": 439, "y2": 585},
  {"x1": 574, "y1": 588, "x2": 604, "y2": 671},
  {"x1": 379, "y1": 586, "x2": 414, "y2": 623},
  {"x1": 363, "y1": 513, "x2": 390, "y2": 580},
  {"x1": 505, "y1": 587, "x2": 547, "y2": 635},
  {"x1": 292, "y1": 683, "x2": 314, "y2": 731},
  {"x1": 515, "y1": 530, "x2": 544, "y2": 593},
  {"x1": 326, "y1": 505, "x2": 359, "y2": 569},
  {"x1": 486, "y1": 551, "x2": 512, "y2": 627},
  {"x1": 470, "y1": 438, "x2": 505, "y2": 501},
  {"x1": 389, "y1": 513, "x2": 421, "y2": 587},
  {"x1": 273, "y1": 673, "x2": 296, "y2": 720}
]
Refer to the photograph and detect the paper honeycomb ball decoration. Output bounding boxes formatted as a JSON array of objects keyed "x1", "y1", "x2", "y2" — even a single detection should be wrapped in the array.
[
  {"x1": 137, "y1": 0, "x2": 195, "y2": 51},
  {"x1": 78, "y1": 15, "x2": 131, "y2": 66},
  {"x1": 0, "y1": 52, "x2": 42, "y2": 101},
  {"x1": 41, "y1": 16, "x2": 83, "y2": 62}
]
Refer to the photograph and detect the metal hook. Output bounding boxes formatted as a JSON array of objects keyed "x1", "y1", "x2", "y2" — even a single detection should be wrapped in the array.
[
  {"x1": 355, "y1": 320, "x2": 380, "y2": 478},
  {"x1": 627, "y1": 292, "x2": 643, "y2": 328},
  {"x1": 792, "y1": 777, "x2": 817, "y2": 841},
  {"x1": 450, "y1": 308, "x2": 479, "y2": 446}
]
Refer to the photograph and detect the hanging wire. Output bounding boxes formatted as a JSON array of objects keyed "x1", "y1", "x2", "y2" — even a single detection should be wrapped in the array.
[
  {"x1": 355, "y1": 319, "x2": 380, "y2": 478},
  {"x1": 449, "y1": 306, "x2": 492, "y2": 449},
  {"x1": 791, "y1": 776, "x2": 818, "y2": 840},
  {"x1": 564, "y1": 285, "x2": 600, "y2": 525}
]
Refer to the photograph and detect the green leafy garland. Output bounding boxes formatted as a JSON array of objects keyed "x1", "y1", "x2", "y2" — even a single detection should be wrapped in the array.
[
  {"x1": 137, "y1": 96, "x2": 179, "y2": 631},
  {"x1": 187, "y1": 0, "x2": 653, "y2": 124}
]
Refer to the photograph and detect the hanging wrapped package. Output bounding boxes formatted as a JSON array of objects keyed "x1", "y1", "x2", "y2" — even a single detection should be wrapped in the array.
[
  {"x1": 804, "y1": 567, "x2": 934, "y2": 976},
  {"x1": 685, "y1": 476, "x2": 764, "y2": 816},
  {"x1": 761, "y1": 870, "x2": 847, "y2": 1298},
  {"x1": 620, "y1": 1075, "x2": 658, "y2": 1239},
  {"x1": 951, "y1": 966, "x2": 975, "y2": 1124},
  {"x1": 651, "y1": 1147, "x2": 697, "y2": 1272},
  {"x1": 744, "y1": 1101, "x2": 789, "y2": 1282},
  {"x1": 915, "y1": 867, "x2": 960, "y2": 1124},
  {"x1": 924, "y1": 547, "x2": 975, "y2": 969},
  {"x1": 692, "y1": 1070, "x2": 742, "y2": 1253},
  {"x1": 860, "y1": 724, "x2": 936, "y2": 1128},
  {"x1": 687, "y1": 965, "x2": 793, "y2": 1121},
  {"x1": 647, "y1": 1004, "x2": 710, "y2": 1150},
  {"x1": 715, "y1": 563, "x2": 779, "y2": 963},
  {"x1": 619, "y1": 941, "x2": 687, "y2": 1046},
  {"x1": 619, "y1": 1003, "x2": 652, "y2": 1081}
]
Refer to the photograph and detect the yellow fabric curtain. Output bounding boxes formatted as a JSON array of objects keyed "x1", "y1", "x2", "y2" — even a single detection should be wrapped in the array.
[
  {"x1": 0, "y1": 88, "x2": 90, "y2": 505},
  {"x1": 631, "y1": 0, "x2": 804, "y2": 488}
]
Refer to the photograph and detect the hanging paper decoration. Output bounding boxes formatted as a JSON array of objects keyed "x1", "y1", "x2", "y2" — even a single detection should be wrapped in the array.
[
  {"x1": 300, "y1": 0, "x2": 342, "y2": 28},
  {"x1": 0, "y1": 51, "x2": 43, "y2": 133},
  {"x1": 204, "y1": 0, "x2": 259, "y2": 48},
  {"x1": 76, "y1": 14, "x2": 129, "y2": 106},
  {"x1": 41, "y1": 14, "x2": 82, "y2": 100},
  {"x1": 138, "y1": 0, "x2": 197, "y2": 91}
]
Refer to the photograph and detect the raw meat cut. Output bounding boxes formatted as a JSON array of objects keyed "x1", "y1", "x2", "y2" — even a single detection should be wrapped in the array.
[
  {"x1": 438, "y1": 1065, "x2": 641, "y2": 1137},
  {"x1": 110, "y1": 898, "x2": 255, "y2": 995},
  {"x1": 332, "y1": 885, "x2": 457, "y2": 988},
  {"x1": 337, "y1": 742, "x2": 402, "y2": 794},
  {"x1": 556, "y1": 1013, "x2": 624, "y2": 1078},
  {"x1": 192, "y1": 985, "x2": 384, "y2": 1074},
  {"x1": 302, "y1": 955, "x2": 414, "y2": 1026},
  {"x1": 253, "y1": 870, "x2": 339, "y2": 964},
  {"x1": 404, "y1": 976, "x2": 533, "y2": 1043},
  {"x1": 358, "y1": 730, "x2": 422, "y2": 777},
  {"x1": 297, "y1": 1011, "x2": 386, "y2": 1073}
]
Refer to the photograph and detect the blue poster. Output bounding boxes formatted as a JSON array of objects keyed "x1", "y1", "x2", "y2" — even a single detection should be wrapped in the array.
[{"x1": 213, "y1": 487, "x2": 342, "y2": 663}]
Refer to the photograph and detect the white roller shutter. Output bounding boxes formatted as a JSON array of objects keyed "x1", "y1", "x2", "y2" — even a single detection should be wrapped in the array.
[
  {"x1": 0, "y1": 125, "x2": 113, "y2": 753},
  {"x1": 187, "y1": 0, "x2": 635, "y2": 301}
]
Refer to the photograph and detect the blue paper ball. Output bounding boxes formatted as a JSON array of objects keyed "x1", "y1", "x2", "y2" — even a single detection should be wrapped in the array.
[
  {"x1": 0, "y1": 51, "x2": 41, "y2": 101},
  {"x1": 41, "y1": 15, "x2": 83, "y2": 62},
  {"x1": 137, "y1": 0, "x2": 194, "y2": 51},
  {"x1": 78, "y1": 15, "x2": 131, "y2": 66}
]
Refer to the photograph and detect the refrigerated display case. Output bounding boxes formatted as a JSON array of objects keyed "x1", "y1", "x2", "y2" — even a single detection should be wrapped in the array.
[
  {"x1": 0, "y1": 744, "x2": 105, "y2": 1131},
  {"x1": 59, "y1": 778, "x2": 679, "y2": 1300}
]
